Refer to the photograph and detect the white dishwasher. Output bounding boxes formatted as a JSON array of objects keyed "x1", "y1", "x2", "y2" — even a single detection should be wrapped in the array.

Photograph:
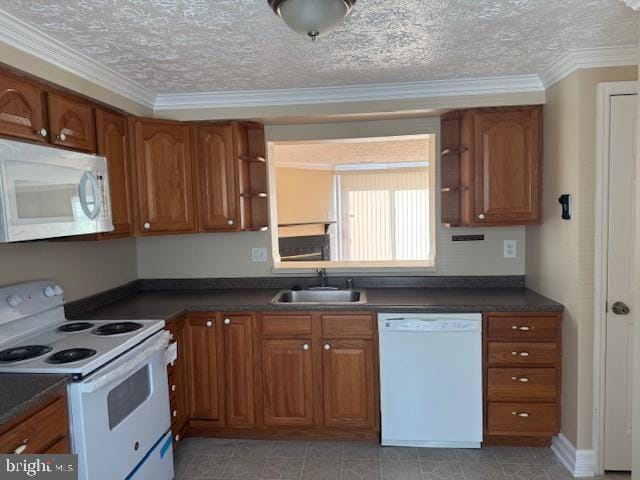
[{"x1": 378, "y1": 313, "x2": 483, "y2": 448}]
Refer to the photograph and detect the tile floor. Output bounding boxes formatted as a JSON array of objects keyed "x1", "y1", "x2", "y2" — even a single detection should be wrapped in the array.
[{"x1": 173, "y1": 438, "x2": 630, "y2": 480}]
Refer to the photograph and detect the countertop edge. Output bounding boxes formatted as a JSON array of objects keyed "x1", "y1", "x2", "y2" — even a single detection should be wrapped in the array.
[{"x1": 0, "y1": 375, "x2": 71, "y2": 428}]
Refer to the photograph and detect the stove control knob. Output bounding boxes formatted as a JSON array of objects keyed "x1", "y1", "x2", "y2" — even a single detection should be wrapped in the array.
[
  {"x1": 43, "y1": 286, "x2": 56, "y2": 298},
  {"x1": 7, "y1": 294, "x2": 22, "y2": 308},
  {"x1": 53, "y1": 285, "x2": 63, "y2": 296}
]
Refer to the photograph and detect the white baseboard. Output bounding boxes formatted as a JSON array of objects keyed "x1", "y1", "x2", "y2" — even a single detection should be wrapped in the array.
[{"x1": 551, "y1": 434, "x2": 596, "y2": 477}]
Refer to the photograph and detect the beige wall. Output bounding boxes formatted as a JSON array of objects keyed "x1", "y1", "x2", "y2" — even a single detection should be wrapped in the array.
[
  {"x1": 276, "y1": 167, "x2": 334, "y2": 237},
  {"x1": 526, "y1": 65, "x2": 638, "y2": 449},
  {"x1": 0, "y1": 238, "x2": 137, "y2": 302}
]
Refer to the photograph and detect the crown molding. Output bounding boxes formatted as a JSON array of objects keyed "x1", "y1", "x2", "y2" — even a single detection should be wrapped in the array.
[
  {"x1": 0, "y1": 10, "x2": 156, "y2": 109},
  {"x1": 0, "y1": 8, "x2": 635, "y2": 113},
  {"x1": 621, "y1": 0, "x2": 640, "y2": 10},
  {"x1": 540, "y1": 44, "x2": 639, "y2": 88},
  {"x1": 153, "y1": 75, "x2": 544, "y2": 111}
]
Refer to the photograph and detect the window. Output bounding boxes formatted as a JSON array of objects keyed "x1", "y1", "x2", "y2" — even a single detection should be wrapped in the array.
[{"x1": 271, "y1": 135, "x2": 436, "y2": 269}]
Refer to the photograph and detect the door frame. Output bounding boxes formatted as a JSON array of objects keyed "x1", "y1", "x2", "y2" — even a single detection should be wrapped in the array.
[{"x1": 593, "y1": 80, "x2": 638, "y2": 476}]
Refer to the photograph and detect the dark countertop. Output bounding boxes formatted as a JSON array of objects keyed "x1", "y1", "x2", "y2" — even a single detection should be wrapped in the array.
[
  {"x1": 75, "y1": 287, "x2": 563, "y2": 323},
  {"x1": 0, "y1": 374, "x2": 70, "y2": 427}
]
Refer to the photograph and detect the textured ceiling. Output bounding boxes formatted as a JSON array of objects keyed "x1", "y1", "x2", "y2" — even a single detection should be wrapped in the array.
[
  {"x1": 274, "y1": 136, "x2": 433, "y2": 167},
  {"x1": 2, "y1": 0, "x2": 638, "y2": 94}
]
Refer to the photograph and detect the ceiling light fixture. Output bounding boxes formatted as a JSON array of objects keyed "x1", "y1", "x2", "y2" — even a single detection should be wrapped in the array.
[{"x1": 268, "y1": 0, "x2": 356, "y2": 41}]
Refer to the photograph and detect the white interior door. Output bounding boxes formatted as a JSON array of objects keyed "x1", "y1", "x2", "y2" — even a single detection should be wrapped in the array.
[{"x1": 604, "y1": 93, "x2": 637, "y2": 471}]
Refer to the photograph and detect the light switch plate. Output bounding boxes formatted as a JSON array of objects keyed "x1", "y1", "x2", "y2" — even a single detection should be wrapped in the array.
[
  {"x1": 503, "y1": 240, "x2": 517, "y2": 258},
  {"x1": 251, "y1": 247, "x2": 268, "y2": 263}
]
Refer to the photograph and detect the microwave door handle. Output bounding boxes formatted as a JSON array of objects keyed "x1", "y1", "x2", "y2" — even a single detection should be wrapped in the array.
[{"x1": 78, "y1": 171, "x2": 101, "y2": 220}]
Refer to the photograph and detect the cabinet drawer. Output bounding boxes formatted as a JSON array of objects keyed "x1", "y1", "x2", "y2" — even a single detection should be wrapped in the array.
[
  {"x1": 487, "y1": 368, "x2": 557, "y2": 402},
  {"x1": 487, "y1": 403, "x2": 557, "y2": 436},
  {"x1": 0, "y1": 396, "x2": 67, "y2": 454},
  {"x1": 262, "y1": 314, "x2": 312, "y2": 336},
  {"x1": 488, "y1": 342, "x2": 558, "y2": 366},
  {"x1": 321, "y1": 315, "x2": 374, "y2": 337},
  {"x1": 487, "y1": 315, "x2": 560, "y2": 340}
]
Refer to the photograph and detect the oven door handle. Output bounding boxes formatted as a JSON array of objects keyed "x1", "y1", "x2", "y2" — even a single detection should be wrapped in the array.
[{"x1": 78, "y1": 330, "x2": 170, "y2": 393}]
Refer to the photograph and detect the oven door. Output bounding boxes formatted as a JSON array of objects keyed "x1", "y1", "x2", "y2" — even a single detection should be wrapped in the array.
[
  {"x1": 0, "y1": 138, "x2": 113, "y2": 242},
  {"x1": 67, "y1": 332, "x2": 173, "y2": 480}
]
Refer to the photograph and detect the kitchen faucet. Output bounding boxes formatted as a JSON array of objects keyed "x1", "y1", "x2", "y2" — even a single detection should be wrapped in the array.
[{"x1": 317, "y1": 268, "x2": 328, "y2": 288}]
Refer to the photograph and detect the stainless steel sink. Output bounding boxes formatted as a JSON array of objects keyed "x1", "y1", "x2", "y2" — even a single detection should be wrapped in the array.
[{"x1": 270, "y1": 289, "x2": 367, "y2": 304}]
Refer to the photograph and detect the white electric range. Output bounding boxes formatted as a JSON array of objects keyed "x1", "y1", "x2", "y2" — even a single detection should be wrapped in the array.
[{"x1": 0, "y1": 280, "x2": 174, "y2": 480}]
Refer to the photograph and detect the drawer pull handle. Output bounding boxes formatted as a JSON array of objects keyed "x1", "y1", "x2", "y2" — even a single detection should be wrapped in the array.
[
  {"x1": 512, "y1": 411, "x2": 530, "y2": 418},
  {"x1": 303, "y1": 343, "x2": 310, "y2": 351},
  {"x1": 224, "y1": 318, "x2": 231, "y2": 325},
  {"x1": 13, "y1": 440, "x2": 28, "y2": 454},
  {"x1": 175, "y1": 434, "x2": 181, "y2": 442},
  {"x1": 512, "y1": 376, "x2": 530, "y2": 382},
  {"x1": 206, "y1": 320, "x2": 213, "y2": 327},
  {"x1": 512, "y1": 351, "x2": 530, "y2": 357},
  {"x1": 172, "y1": 410, "x2": 177, "y2": 418},
  {"x1": 171, "y1": 384, "x2": 176, "y2": 392},
  {"x1": 324, "y1": 343, "x2": 331, "y2": 351},
  {"x1": 512, "y1": 325, "x2": 532, "y2": 331},
  {"x1": 57, "y1": 132, "x2": 67, "y2": 142}
]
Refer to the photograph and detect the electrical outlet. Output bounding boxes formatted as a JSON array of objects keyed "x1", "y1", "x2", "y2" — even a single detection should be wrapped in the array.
[
  {"x1": 251, "y1": 247, "x2": 268, "y2": 263},
  {"x1": 503, "y1": 240, "x2": 517, "y2": 259}
]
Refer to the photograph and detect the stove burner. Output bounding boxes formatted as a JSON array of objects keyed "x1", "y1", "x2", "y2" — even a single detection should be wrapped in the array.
[
  {"x1": 93, "y1": 322, "x2": 143, "y2": 336},
  {"x1": 46, "y1": 348, "x2": 97, "y2": 364},
  {"x1": 0, "y1": 345, "x2": 52, "y2": 363},
  {"x1": 57, "y1": 322, "x2": 95, "y2": 333}
]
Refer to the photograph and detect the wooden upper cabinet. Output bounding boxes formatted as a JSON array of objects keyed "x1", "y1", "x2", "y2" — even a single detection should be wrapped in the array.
[
  {"x1": 131, "y1": 119, "x2": 196, "y2": 234},
  {"x1": 0, "y1": 72, "x2": 48, "y2": 143},
  {"x1": 195, "y1": 124, "x2": 238, "y2": 231},
  {"x1": 187, "y1": 317, "x2": 222, "y2": 423},
  {"x1": 222, "y1": 314, "x2": 256, "y2": 427},
  {"x1": 262, "y1": 338, "x2": 314, "y2": 427},
  {"x1": 440, "y1": 106, "x2": 542, "y2": 227},
  {"x1": 322, "y1": 339, "x2": 376, "y2": 429},
  {"x1": 47, "y1": 92, "x2": 96, "y2": 152},
  {"x1": 95, "y1": 108, "x2": 133, "y2": 238},
  {"x1": 473, "y1": 107, "x2": 541, "y2": 225}
]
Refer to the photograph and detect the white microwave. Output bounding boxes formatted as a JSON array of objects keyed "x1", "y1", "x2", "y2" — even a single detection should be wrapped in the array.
[{"x1": 0, "y1": 138, "x2": 113, "y2": 242}]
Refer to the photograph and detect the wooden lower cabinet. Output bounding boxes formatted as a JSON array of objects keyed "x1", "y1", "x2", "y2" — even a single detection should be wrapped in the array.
[
  {"x1": 262, "y1": 338, "x2": 314, "y2": 427},
  {"x1": 223, "y1": 314, "x2": 256, "y2": 428},
  {"x1": 322, "y1": 339, "x2": 376, "y2": 429},
  {"x1": 483, "y1": 312, "x2": 562, "y2": 446},
  {"x1": 0, "y1": 390, "x2": 69, "y2": 454},
  {"x1": 187, "y1": 316, "x2": 222, "y2": 422},
  {"x1": 180, "y1": 311, "x2": 378, "y2": 440}
]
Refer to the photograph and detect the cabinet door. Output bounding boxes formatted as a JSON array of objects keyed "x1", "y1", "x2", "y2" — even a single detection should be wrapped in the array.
[
  {"x1": 196, "y1": 124, "x2": 238, "y2": 231},
  {"x1": 322, "y1": 339, "x2": 376, "y2": 429},
  {"x1": 262, "y1": 339, "x2": 314, "y2": 426},
  {"x1": 473, "y1": 107, "x2": 541, "y2": 225},
  {"x1": 0, "y1": 72, "x2": 47, "y2": 142},
  {"x1": 187, "y1": 317, "x2": 222, "y2": 422},
  {"x1": 95, "y1": 108, "x2": 133, "y2": 237},
  {"x1": 222, "y1": 314, "x2": 255, "y2": 427},
  {"x1": 47, "y1": 92, "x2": 96, "y2": 152},
  {"x1": 132, "y1": 119, "x2": 196, "y2": 234}
]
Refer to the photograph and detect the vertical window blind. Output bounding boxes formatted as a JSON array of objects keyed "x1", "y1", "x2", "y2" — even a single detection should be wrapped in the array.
[{"x1": 336, "y1": 167, "x2": 430, "y2": 261}]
